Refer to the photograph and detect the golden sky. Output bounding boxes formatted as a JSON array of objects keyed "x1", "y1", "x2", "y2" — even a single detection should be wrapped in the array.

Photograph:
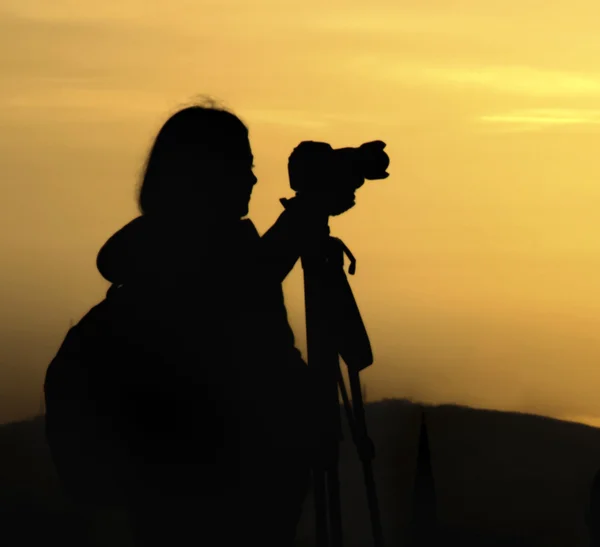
[{"x1": 2, "y1": 0, "x2": 600, "y2": 425}]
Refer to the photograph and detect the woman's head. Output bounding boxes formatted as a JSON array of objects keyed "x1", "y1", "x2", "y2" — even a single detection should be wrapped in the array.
[{"x1": 137, "y1": 99, "x2": 257, "y2": 220}]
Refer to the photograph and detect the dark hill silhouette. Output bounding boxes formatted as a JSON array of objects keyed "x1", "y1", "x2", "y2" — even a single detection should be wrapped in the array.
[{"x1": 1, "y1": 398, "x2": 599, "y2": 546}]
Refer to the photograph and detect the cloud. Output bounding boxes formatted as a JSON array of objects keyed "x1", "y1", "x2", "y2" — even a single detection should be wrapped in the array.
[
  {"x1": 345, "y1": 57, "x2": 600, "y2": 98},
  {"x1": 476, "y1": 108, "x2": 600, "y2": 133},
  {"x1": 240, "y1": 109, "x2": 329, "y2": 129},
  {"x1": 2, "y1": 88, "x2": 167, "y2": 113},
  {"x1": 0, "y1": 0, "x2": 323, "y2": 39},
  {"x1": 0, "y1": 0, "x2": 142, "y2": 22},
  {"x1": 238, "y1": 108, "x2": 420, "y2": 130},
  {"x1": 425, "y1": 66, "x2": 600, "y2": 97},
  {"x1": 307, "y1": 8, "x2": 498, "y2": 36}
]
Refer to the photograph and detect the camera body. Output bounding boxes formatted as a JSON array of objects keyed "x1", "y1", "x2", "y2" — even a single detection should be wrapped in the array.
[{"x1": 287, "y1": 140, "x2": 390, "y2": 195}]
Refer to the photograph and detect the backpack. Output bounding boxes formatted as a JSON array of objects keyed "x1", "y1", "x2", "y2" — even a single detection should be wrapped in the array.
[
  {"x1": 43, "y1": 282, "x2": 234, "y2": 505},
  {"x1": 43, "y1": 285, "x2": 133, "y2": 507}
]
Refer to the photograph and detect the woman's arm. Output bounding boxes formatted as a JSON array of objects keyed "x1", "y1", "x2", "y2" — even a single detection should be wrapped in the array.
[{"x1": 256, "y1": 196, "x2": 330, "y2": 284}]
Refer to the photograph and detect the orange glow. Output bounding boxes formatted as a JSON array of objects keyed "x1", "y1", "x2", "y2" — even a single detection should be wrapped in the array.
[{"x1": 2, "y1": 0, "x2": 600, "y2": 426}]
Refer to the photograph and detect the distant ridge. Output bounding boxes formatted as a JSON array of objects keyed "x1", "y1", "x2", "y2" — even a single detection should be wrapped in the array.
[{"x1": 2, "y1": 398, "x2": 600, "y2": 546}]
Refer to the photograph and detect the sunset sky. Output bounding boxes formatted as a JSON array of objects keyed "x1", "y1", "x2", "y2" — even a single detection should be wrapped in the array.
[{"x1": 3, "y1": 0, "x2": 600, "y2": 426}]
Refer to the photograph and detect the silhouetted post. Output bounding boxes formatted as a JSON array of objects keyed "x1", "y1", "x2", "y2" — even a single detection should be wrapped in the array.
[{"x1": 408, "y1": 409, "x2": 437, "y2": 546}]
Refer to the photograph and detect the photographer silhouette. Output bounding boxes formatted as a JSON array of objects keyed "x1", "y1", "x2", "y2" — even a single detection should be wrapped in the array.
[{"x1": 44, "y1": 99, "x2": 388, "y2": 547}]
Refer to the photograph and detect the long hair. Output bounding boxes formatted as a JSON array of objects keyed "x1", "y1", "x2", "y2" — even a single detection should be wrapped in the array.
[{"x1": 137, "y1": 97, "x2": 248, "y2": 216}]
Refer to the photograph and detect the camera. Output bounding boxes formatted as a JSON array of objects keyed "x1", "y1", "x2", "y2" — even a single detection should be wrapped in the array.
[{"x1": 287, "y1": 140, "x2": 390, "y2": 195}]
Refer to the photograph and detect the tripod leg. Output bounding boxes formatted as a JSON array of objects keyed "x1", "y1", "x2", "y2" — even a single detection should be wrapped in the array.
[
  {"x1": 348, "y1": 371, "x2": 385, "y2": 547},
  {"x1": 326, "y1": 457, "x2": 343, "y2": 547},
  {"x1": 315, "y1": 375, "x2": 344, "y2": 547},
  {"x1": 313, "y1": 466, "x2": 329, "y2": 547},
  {"x1": 361, "y1": 460, "x2": 385, "y2": 547},
  {"x1": 302, "y1": 240, "x2": 347, "y2": 547}
]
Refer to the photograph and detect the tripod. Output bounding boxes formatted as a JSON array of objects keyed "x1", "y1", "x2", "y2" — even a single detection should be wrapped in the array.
[{"x1": 301, "y1": 223, "x2": 384, "y2": 547}]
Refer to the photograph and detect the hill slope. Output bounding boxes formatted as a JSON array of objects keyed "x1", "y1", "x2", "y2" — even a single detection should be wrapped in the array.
[{"x1": 2, "y1": 399, "x2": 600, "y2": 546}]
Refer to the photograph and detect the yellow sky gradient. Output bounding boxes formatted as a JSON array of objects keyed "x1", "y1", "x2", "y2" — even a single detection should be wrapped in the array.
[{"x1": 2, "y1": 0, "x2": 600, "y2": 425}]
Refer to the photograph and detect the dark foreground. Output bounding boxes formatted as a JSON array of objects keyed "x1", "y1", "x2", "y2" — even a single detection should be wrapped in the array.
[{"x1": 1, "y1": 399, "x2": 599, "y2": 546}]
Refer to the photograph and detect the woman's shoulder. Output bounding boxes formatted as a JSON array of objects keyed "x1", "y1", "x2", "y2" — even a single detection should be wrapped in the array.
[{"x1": 239, "y1": 218, "x2": 260, "y2": 239}]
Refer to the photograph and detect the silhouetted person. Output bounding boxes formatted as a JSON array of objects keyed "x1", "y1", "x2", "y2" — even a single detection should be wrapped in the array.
[{"x1": 44, "y1": 100, "x2": 358, "y2": 546}]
